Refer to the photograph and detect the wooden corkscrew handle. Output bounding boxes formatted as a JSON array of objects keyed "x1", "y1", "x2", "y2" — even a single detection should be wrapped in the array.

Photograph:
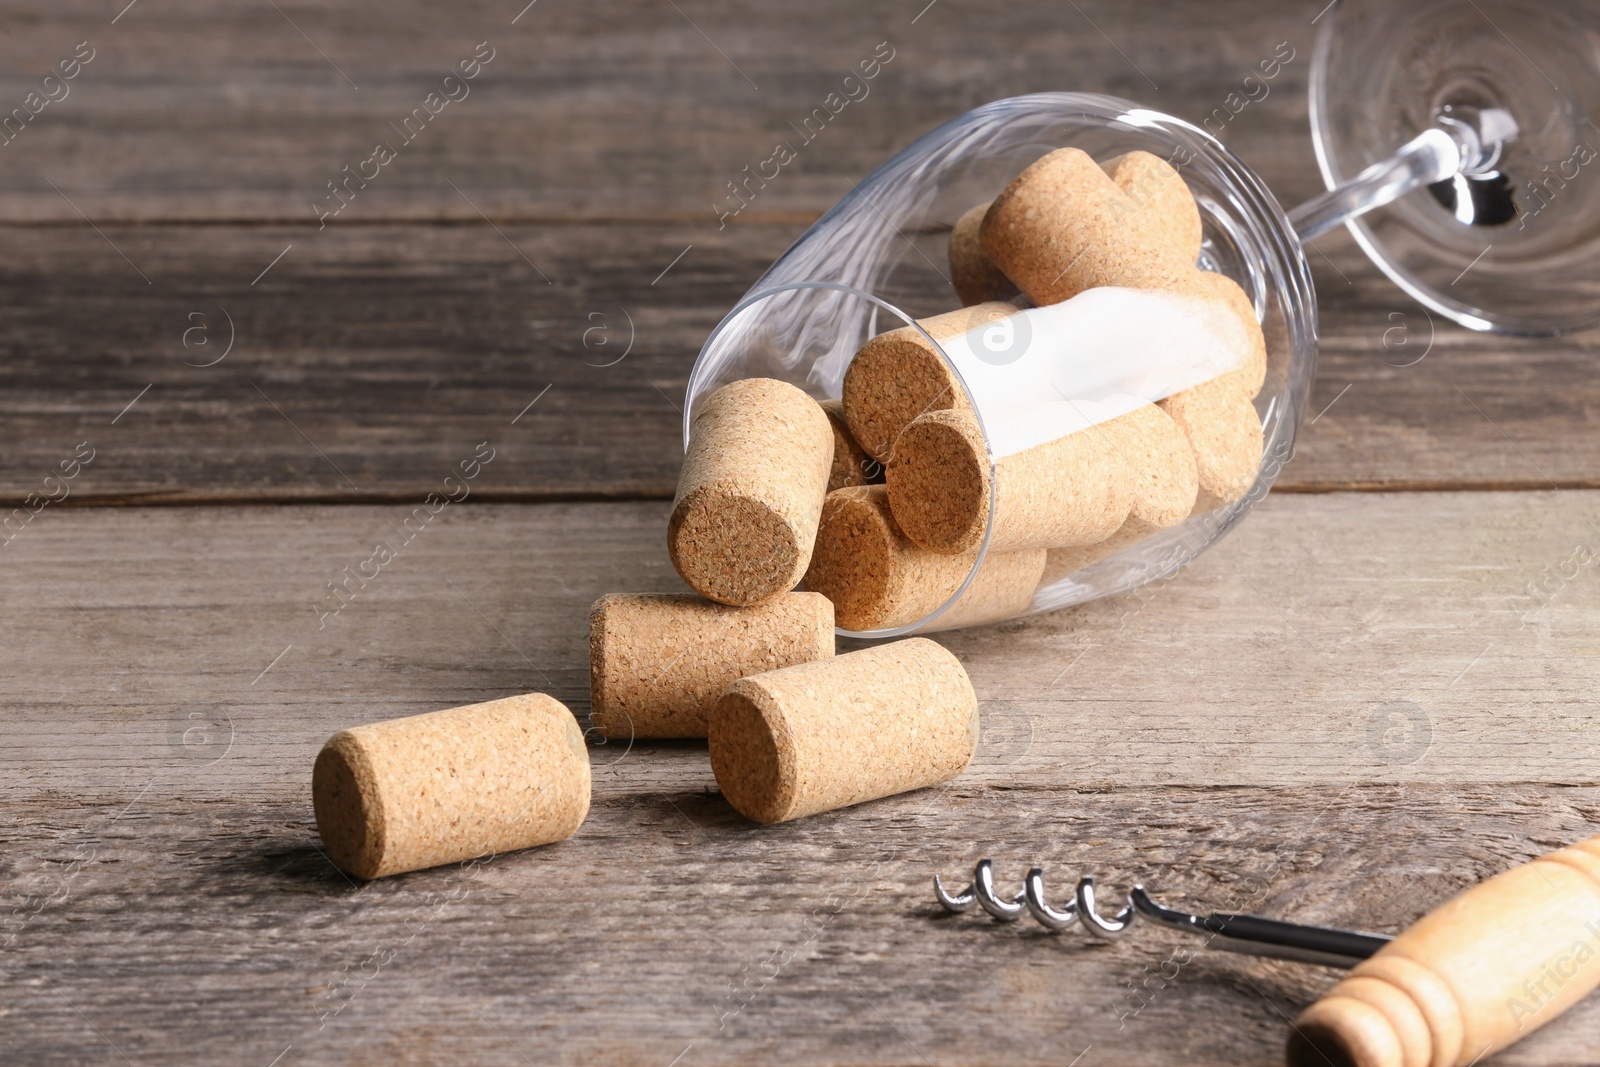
[{"x1": 1287, "y1": 835, "x2": 1600, "y2": 1067}]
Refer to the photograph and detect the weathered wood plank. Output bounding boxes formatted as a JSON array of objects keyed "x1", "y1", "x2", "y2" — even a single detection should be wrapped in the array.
[
  {"x1": 3, "y1": 785, "x2": 1598, "y2": 1066},
  {"x1": 3, "y1": 492, "x2": 1598, "y2": 795},
  {"x1": 5, "y1": 497, "x2": 1600, "y2": 1064},
  {"x1": 0, "y1": 0, "x2": 1327, "y2": 223},
  {"x1": 1, "y1": 223, "x2": 1596, "y2": 504}
]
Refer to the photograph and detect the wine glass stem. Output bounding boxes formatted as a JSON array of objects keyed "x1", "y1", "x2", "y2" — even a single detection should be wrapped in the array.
[{"x1": 1288, "y1": 127, "x2": 1465, "y2": 242}]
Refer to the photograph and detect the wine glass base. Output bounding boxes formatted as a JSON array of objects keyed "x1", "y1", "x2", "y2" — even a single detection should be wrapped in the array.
[{"x1": 1311, "y1": 0, "x2": 1600, "y2": 335}]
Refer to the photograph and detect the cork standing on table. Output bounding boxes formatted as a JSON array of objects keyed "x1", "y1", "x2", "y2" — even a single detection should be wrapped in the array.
[
  {"x1": 949, "y1": 200, "x2": 1020, "y2": 306},
  {"x1": 669, "y1": 377, "x2": 834, "y2": 607},
  {"x1": 708, "y1": 638, "x2": 977, "y2": 824},
  {"x1": 803, "y1": 485, "x2": 1045, "y2": 632},
  {"x1": 885, "y1": 407, "x2": 1133, "y2": 555},
  {"x1": 589, "y1": 592, "x2": 835, "y2": 739},
  {"x1": 841, "y1": 301, "x2": 1016, "y2": 462},
  {"x1": 819, "y1": 399, "x2": 880, "y2": 491},
  {"x1": 312, "y1": 693, "x2": 590, "y2": 880}
]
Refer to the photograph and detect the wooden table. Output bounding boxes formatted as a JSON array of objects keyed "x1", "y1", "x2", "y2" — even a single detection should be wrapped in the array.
[{"x1": 4, "y1": 3, "x2": 1597, "y2": 1064}]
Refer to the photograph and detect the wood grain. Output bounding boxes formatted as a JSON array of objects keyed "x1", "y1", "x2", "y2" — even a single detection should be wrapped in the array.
[
  {"x1": 3, "y1": 2, "x2": 1597, "y2": 1064},
  {"x1": 0, "y1": 223, "x2": 1595, "y2": 504},
  {"x1": 4, "y1": 493, "x2": 1597, "y2": 800},
  {"x1": 4, "y1": 783, "x2": 1598, "y2": 1066},
  {"x1": 0, "y1": 0, "x2": 1328, "y2": 223}
]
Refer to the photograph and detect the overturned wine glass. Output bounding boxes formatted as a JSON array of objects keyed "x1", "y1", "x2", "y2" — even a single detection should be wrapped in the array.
[{"x1": 686, "y1": 0, "x2": 1600, "y2": 638}]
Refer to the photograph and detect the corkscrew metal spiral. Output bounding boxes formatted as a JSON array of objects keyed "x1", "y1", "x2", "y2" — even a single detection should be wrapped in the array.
[{"x1": 934, "y1": 859, "x2": 1392, "y2": 969}]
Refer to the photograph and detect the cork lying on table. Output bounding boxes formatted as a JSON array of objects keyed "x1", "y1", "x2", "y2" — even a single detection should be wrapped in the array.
[
  {"x1": 312, "y1": 693, "x2": 590, "y2": 880},
  {"x1": 949, "y1": 200, "x2": 1020, "y2": 306},
  {"x1": 589, "y1": 592, "x2": 835, "y2": 739},
  {"x1": 841, "y1": 301, "x2": 1015, "y2": 462},
  {"x1": 885, "y1": 407, "x2": 1133, "y2": 555},
  {"x1": 819, "y1": 399, "x2": 880, "y2": 491},
  {"x1": 708, "y1": 638, "x2": 978, "y2": 824},
  {"x1": 669, "y1": 377, "x2": 834, "y2": 607},
  {"x1": 803, "y1": 485, "x2": 1045, "y2": 632}
]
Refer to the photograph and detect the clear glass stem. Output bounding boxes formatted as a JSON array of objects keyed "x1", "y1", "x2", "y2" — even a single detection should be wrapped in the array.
[{"x1": 1289, "y1": 127, "x2": 1465, "y2": 242}]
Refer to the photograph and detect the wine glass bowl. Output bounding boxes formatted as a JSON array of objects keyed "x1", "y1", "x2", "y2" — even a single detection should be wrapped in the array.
[{"x1": 687, "y1": 94, "x2": 1316, "y2": 637}]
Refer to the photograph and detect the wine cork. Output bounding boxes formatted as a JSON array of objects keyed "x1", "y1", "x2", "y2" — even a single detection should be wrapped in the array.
[
  {"x1": 841, "y1": 301, "x2": 1015, "y2": 462},
  {"x1": 803, "y1": 485, "x2": 1045, "y2": 632},
  {"x1": 819, "y1": 399, "x2": 880, "y2": 491},
  {"x1": 1287, "y1": 835, "x2": 1600, "y2": 1067},
  {"x1": 885, "y1": 407, "x2": 1133, "y2": 554},
  {"x1": 1177, "y1": 269, "x2": 1267, "y2": 398},
  {"x1": 589, "y1": 592, "x2": 835, "y2": 739},
  {"x1": 980, "y1": 147, "x2": 1193, "y2": 306},
  {"x1": 312, "y1": 694, "x2": 590, "y2": 880},
  {"x1": 669, "y1": 377, "x2": 834, "y2": 606},
  {"x1": 1158, "y1": 378, "x2": 1263, "y2": 513},
  {"x1": 1035, "y1": 403, "x2": 1198, "y2": 584},
  {"x1": 950, "y1": 200, "x2": 1020, "y2": 306},
  {"x1": 708, "y1": 638, "x2": 977, "y2": 823},
  {"x1": 1102, "y1": 151, "x2": 1202, "y2": 271}
]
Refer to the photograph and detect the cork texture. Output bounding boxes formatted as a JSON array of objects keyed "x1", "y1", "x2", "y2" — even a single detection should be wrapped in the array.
[
  {"x1": 819, "y1": 399, "x2": 880, "y2": 491},
  {"x1": 1177, "y1": 269, "x2": 1268, "y2": 398},
  {"x1": 1105, "y1": 403, "x2": 1199, "y2": 532},
  {"x1": 1102, "y1": 151, "x2": 1202, "y2": 270},
  {"x1": 886, "y1": 407, "x2": 1134, "y2": 554},
  {"x1": 588, "y1": 591, "x2": 835, "y2": 739},
  {"x1": 707, "y1": 638, "x2": 978, "y2": 824},
  {"x1": 1159, "y1": 378, "x2": 1264, "y2": 514},
  {"x1": 1037, "y1": 403, "x2": 1198, "y2": 584},
  {"x1": 669, "y1": 377, "x2": 834, "y2": 606},
  {"x1": 312, "y1": 693, "x2": 591, "y2": 880},
  {"x1": 1038, "y1": 523, "x2": 1148, "y2": 587},
  {"x1": 949, "y1": 200, "x2": 1019, "y2": 306},
  {"x1": 980, "y1": 147, "x2": 1192, "y2": 306},
  {"x1": 840, "y1": 301, "x2": 1014, "y2": 462},
  {"x1": 803, "y1": 485, "x2": 1044, "y2": 632}
]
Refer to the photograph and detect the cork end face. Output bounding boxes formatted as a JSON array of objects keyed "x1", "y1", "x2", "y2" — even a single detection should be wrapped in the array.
[
  {"x1": 669, "y1": 485, "x2": 805, "y2": 607},
  {"x1": 842, "y1": 337, "x2": 963, "y2": 463},
  {"x1": 885, "y1": 411, "x2": 990, "y2": 555},
  {"x1": 803, "y1": 488, "x2": 897, "y2": 631},
  {"x1": 708, "y1": 689, "x2": 795, "y2": 824},
  {"x1": 312, "y1": 735, "x2": 384, "y2": 880}
]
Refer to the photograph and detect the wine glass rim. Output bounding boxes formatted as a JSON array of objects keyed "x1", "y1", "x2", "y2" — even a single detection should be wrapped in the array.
[
  {"x1": 1306, "y1": 3, "x2": 1600, "y2": 335},
  {"x1": 685, "y1": 280, "x2": 999, "y2": 639}
]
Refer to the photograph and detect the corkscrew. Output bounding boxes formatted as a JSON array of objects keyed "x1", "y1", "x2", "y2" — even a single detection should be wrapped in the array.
[{"x1": 934, "y1": 859, "x2": 1392, "y2": 969}]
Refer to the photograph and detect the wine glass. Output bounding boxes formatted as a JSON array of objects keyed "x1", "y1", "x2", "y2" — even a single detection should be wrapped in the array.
[{"x1": 686, "y1": 0, "x2": 1599, "y2": 638}]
